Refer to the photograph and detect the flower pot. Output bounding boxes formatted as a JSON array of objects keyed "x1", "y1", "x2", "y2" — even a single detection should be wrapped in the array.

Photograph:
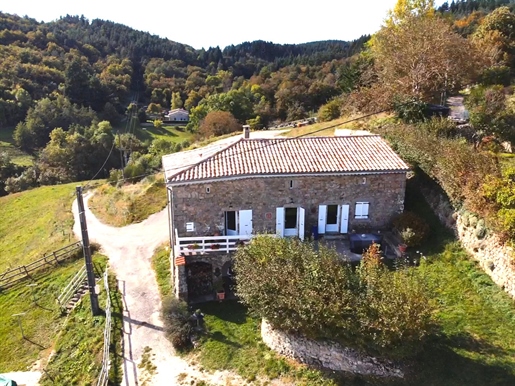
[
  {"x1": 398, "y1": 244, "x2": 407, "y2": 253},
  {"x1": 216, "y1": 291, "x2": 225, "y2": 301}
]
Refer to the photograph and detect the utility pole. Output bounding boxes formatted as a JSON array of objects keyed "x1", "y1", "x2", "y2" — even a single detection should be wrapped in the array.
[
  {"x1": 76, "y1": 186, "x2": 101, "y2": 316},
  {"x1": 117, "y1": 131, "x2": 125, "y2": 182}
]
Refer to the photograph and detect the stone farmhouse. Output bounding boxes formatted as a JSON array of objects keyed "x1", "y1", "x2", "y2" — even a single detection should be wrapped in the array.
[{"x1": 163, "y1": 131, "x2": 409, "y2": 301}]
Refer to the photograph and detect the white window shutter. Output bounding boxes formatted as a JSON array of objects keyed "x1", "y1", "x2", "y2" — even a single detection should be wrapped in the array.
[
  {"x1": 276, "y1": 207, "x2": 284, "y2": 237},
  {"x1": 340, "y1": 204, "x2": 350, "y2": 233},
  {"x1": 239, "y1": 209, "x2": 253, "y2": 236},
  {"x1": 299, "y1": 207, "x2": 305, "y2": 240},
  {"x1": 318, "y1": 205, "x2": 327, "y2": 234}
]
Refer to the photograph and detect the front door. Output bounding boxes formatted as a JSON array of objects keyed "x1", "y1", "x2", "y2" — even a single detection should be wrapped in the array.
[
  {"x1": 326, "y1": 205, "x2": 339, "y2": 233},
  {"x1": 284, "y1": 207, "x2": 298, "y2": 237},
  {"x1": 225, "y1": 211, "x2": 237, "y2": 235}
]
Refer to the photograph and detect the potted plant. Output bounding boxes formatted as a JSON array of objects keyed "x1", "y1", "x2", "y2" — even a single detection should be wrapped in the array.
[
  {"x1": 399, "y1": 227, "x2": 416, "y2": 253},
  {"x1": 213, "y1": 278, "x2": 225, "y2": 301}
]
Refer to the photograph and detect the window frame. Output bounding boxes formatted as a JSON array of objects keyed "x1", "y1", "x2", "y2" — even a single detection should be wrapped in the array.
[{"x1": 354, "y1": 202, "x2": 370, "y2": 219}]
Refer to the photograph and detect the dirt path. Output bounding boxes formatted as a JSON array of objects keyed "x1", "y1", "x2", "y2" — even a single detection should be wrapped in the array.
[{"x1": 72, "y1": 195, "x2": 247, "y2": 386}]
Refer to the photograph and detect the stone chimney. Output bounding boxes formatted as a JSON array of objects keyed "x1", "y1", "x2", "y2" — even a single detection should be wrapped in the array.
[{"x1": 243, "y1": 125, "x2": 250, "y2": 139}]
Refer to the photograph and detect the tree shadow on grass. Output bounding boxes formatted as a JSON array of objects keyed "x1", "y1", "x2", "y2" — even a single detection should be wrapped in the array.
[
  {"x1": 208, "y1": 330, "x2": 243, "y2": 349},
  {"x1": 196, "y1": 300, "x2": 248, "y2": 325},
  {"x1": 402, "y1": 332, "x2": 515, "y2": 386}
]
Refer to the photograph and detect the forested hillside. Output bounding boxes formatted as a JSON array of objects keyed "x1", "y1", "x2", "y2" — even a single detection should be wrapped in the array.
[{"x1": 0, "y1": 11, "x2": 368, "y2": 194}]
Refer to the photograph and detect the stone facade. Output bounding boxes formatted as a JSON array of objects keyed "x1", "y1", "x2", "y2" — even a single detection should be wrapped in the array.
[
  {"x1": 261, "y1": 319, "x2": 404, "y2": 378},
  {"x1": 170, "y1": 173, "x2": 406, "y2": 238}
]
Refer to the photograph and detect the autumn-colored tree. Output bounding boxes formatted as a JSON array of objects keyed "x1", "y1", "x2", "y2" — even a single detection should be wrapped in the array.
[
  {"x1": 371, "y1": 15, "x2": 479, "y2": 101},
  {"x1": 385, "y1": 0, "x2": 435, "y2": 27},
  {"x1": 199, "y1": 111, "x2": 241, "y2": 138},
  {"x1": 472, "y1": 6, "x2": 515, "y2": 68},
  {"x1": 171, "y1": 92, "x2": 183, "y2": 109}
]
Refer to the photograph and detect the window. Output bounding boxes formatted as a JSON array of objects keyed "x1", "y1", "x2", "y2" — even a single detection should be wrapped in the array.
[
  {"x1": 355, "y1": 202, "x2": 369, "y2": 219},
  {"x1": 289, "y1": 180, "x2": 294, "y2": 189},
  {"x1": 206, "y1": 187, "x2": 211, "y2": 193}
]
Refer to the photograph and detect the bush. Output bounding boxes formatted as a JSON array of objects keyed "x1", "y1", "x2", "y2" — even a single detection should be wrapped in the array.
[
  {"x1": 162, "y1": 297, "x2": 192, "y2": 350},
  {"x1": 393, "y1": 212, "x2": 430, "y2": 247},
  {"x1": 235, "y1": 236, "x2": 435, "y2": 359}
]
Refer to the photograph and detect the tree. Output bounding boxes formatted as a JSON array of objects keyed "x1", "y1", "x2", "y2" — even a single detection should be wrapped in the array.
[
  {"x1": 386, "y1": 0, "x2": 435, "y2": 26},
  {"x1": 318, "y1": 99, "x2": 342, "y2": 122},
  {"x1": 171, "y1": 92, "x2": 183, "y2": 109},
  {"x1": 199, "y1": 111, "x2": 241, "y2": 138},
  {"x1": 472, "y1": 6, "x2": 515, "y2": 68},
  {"x1": 371, "y1": 15, "x2": 479, "y2": 101}
]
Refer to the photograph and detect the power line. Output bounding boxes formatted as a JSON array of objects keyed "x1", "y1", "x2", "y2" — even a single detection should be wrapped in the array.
[{"x1": 83, "y1": 137, "x2": 116, "y2": 189}]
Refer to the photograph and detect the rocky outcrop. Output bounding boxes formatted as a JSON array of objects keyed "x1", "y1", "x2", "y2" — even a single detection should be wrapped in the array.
[{"x1": 261, "y1": 319, "x2": 404, "y2": 378}]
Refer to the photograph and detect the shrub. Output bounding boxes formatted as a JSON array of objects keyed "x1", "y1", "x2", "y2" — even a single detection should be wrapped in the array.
[
  {"x1": 393, "y1": 212, "x2": 430, "y2": 247},
  {"x1": 235, "y1": 236, "x2": 435, "y2": 359},
  {"x1": 162, "y1": 297, "x2": 192, "y2": 350}
]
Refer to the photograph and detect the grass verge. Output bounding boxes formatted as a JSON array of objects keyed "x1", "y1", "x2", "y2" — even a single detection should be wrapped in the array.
[
  {"x1": 0, "y1": 182, "x2": 78, "y2": 270},
  {"x1": 151, "y1": 244, "x2": 172, "y2": 298},
  {"x1": 88, "y1": 175, "x2": 167, "y2": 227}
]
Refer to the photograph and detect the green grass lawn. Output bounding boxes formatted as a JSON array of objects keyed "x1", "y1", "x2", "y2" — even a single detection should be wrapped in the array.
[
  {"x1": 0, "y1": 182, "x2": 79, "y2": 271},
  {"x1": 0, "y1": 127, "x2": 33, "y2": 166}
]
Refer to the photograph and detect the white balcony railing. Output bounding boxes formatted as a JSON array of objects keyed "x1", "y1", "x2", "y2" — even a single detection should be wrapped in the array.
[{"x1": 174, "y1": 229, "x2": 252, "y2": 256}]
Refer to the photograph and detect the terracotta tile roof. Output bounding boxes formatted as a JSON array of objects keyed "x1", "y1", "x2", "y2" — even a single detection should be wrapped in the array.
[{"x1": 166, "y1": 136, "x2": 409, "y2": 184}]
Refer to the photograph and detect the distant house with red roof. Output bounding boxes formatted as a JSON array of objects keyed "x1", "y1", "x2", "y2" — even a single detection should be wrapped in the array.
[{"x1": 163, "y1": 130, "x2": 409, "y2": 301}]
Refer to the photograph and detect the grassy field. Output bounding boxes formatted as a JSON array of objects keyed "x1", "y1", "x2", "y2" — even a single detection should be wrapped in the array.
[
  {"x1": 88, "y1": 175, "x2": 167, "y2": 227},
  {"x1": 0, "y1": 254, "x2": 108, "y2": 373},
  {"x1": 0, "y1": 127, "x2": 33, "y2": 166},
  {"x1": 0, "y1": 182, "x2": 79, "y2": 271},
  {"x1": 114, "y1": 118, "x2": 193, "y2": 145}
]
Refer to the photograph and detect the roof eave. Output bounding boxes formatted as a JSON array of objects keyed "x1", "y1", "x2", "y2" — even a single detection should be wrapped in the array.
[{"x1": 165, "y1": 169, "x2": 410, "y2": 187}]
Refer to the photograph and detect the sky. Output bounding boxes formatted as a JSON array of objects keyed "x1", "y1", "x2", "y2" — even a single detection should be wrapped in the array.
[{"x1": 0, "y1": 1, "x2": 444, "y2": 49}]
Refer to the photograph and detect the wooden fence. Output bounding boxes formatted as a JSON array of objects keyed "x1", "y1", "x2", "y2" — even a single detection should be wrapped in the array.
[{"x1": 0, "y1": 241, "x2": 82, "y2": 290}]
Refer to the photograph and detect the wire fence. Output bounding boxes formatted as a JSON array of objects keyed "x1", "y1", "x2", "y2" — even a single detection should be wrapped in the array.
[
  {"x1": 96, "y1": 268, "x2": 112, "y2": 386},
  {"x1": 0, "y1": 242, "x2": 82, "y2": 291}
]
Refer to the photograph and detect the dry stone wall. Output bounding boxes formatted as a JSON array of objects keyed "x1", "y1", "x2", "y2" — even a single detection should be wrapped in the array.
[
  {"x1": 456, "y1": 215, "x2": 515, "y2": 298},
  {"x1": 419, "y1": 184, "x2": 515, "y2": 299},
  {"x1": 261, "y1": 319, "x2": 404, "y2": 378}
]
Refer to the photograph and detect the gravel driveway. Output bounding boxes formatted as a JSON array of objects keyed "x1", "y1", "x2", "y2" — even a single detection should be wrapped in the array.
[{"x1": 72, "y1": 191, "x2": 246, "y2": 386}]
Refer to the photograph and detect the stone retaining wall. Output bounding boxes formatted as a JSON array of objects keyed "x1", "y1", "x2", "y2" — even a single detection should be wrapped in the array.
[
  {"x1": 456, "y1": 215, "x2": 515, "y2": 298},
  {"x1": 418, "y1": 184, "x2": 515, "y2": 299},
  {"x1": 260, "y1": 319, "x2": 404, "y2": 378}
]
